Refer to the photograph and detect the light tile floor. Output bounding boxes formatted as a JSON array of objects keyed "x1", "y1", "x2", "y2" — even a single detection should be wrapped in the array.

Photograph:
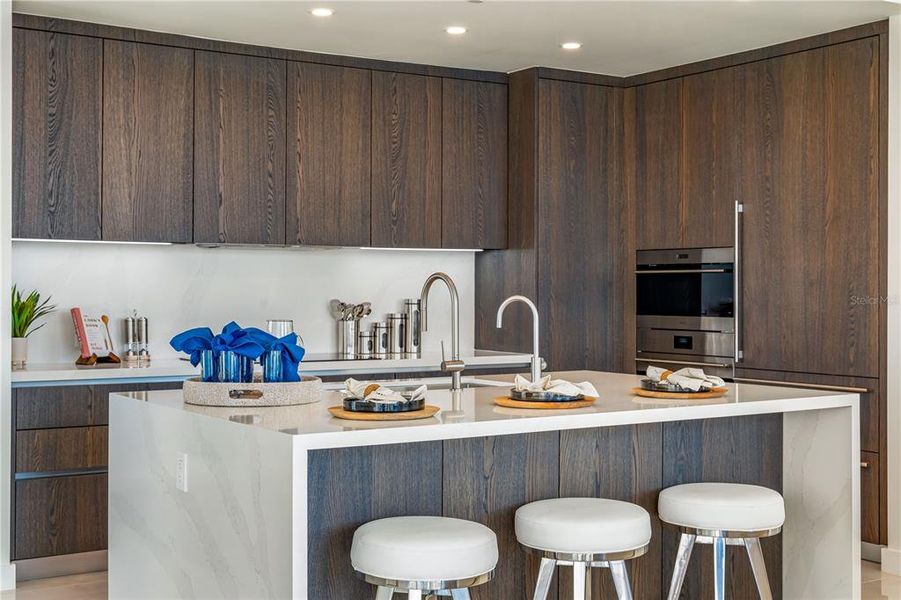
[{"x1": 1, "y1": 561, "x2": 899, "y2": 598}]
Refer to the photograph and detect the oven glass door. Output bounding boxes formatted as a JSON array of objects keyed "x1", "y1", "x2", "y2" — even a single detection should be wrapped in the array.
[{"x1": 636, "y1": 267, "x2": 734, "y2": 318}]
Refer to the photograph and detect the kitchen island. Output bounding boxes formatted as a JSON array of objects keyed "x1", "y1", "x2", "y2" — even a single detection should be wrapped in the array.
[{"x1": 108, "y1": 371, "x2": 860, "y2": 599}]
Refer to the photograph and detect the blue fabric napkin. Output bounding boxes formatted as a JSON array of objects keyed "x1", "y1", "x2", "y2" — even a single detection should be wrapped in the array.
[
  {"x1": 244, "y1": 327, "x2": 306, "y2": 382},
  {"x1": 169, "y1": 327, "x2": 214, "y2": 366},
  {"x1": 210, "y1": 321, "x2": 265, "y2": 359}
]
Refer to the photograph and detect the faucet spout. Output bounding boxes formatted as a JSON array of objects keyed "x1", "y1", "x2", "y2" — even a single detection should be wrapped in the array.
[
  {"x1": 420, "y1": 272, "x2": 464, "y2": 390},
  {"x1": 496, "y1": 295, "x2": 542, "y2": 383}
]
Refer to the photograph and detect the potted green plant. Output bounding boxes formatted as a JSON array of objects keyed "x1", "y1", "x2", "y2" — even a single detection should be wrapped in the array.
[{"x1": 11, "y1": 285, "x2": 55, "y2": 368}]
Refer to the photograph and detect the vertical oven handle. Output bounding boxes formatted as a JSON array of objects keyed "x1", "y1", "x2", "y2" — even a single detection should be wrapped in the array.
[{"x1": 734, "y1": 201, "x2": 744, "y2": 364}]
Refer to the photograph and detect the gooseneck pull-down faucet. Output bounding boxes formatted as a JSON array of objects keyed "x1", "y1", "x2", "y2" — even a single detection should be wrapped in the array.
[
  {"x1": 420, "y1": 272, "x2": 465, "y2": 391},
  {"x1": 496, "y1": 295, "x2": 542, "y2": 383}
]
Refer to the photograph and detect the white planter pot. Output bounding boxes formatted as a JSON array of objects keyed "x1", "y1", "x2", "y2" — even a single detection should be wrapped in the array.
[{"x1": 11, "y1": 337, "x2": 27, "y2": 368}]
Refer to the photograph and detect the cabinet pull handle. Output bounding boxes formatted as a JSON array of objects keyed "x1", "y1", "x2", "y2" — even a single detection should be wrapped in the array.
[
  {"x1": 635, "y1": 269, "x2": 728, "y2": 274},
  {"x1": 731, "y1": 377, "x2": 870, "y2": 394},
  {"x1": 635, "y1": 357, "x2": 732, "y2": 368},
  {"x1": 861, "y1": 461, "x2": 870, "y2": 469},
  {"x1": 734, "y1": 201, "x2": 743, "y2": 364}
]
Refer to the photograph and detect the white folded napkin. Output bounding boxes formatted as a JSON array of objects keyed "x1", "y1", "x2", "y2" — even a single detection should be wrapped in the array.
[
  {"x1": 645, "y1": 366, "x2": 725, "y2": 392},
  {"x1": 343, "y1": 378, "x2": 427, "y2": 404},
  {"x1": 513, "y1": 374, "x2": 599, "y2": 398}
]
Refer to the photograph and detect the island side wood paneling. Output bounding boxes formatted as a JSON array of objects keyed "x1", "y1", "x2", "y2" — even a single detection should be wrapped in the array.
[
  {"x1": 12, "y1": 28, "x2": 101, "y2": 240},
  {"x1": 661, "y1": 414, "x2": 783, "y2": 600},
  {"x1": 306, "y1": 441, "x2": 442, "y2": 598},
  {"x1": 194, "y1": 51, "x2": 286, "y2": 245},
  {"x1": 558, "y1": 424, "x2": 662, "y2": 600},
  {"x1": 287, "y1": 62, "x2": 371, "y2": 247},
  {"x1": 443, "y1": 432, "x2": 560, "y2": 599},
  {"x1": 371, "y1": 71, "x2": 442, "y2": 248},
  {"x1": 102, "y1": 40, "x2": 193, "y2": 242}
]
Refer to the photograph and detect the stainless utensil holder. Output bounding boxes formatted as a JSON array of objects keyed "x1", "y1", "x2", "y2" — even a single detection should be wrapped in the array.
[{"x1": 338, "y1": 320, "x2": 358, "y2": 358}]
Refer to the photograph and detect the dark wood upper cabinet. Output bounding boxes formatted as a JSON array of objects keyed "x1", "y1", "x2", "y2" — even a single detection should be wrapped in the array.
[
  {"x1": 681, "y1": 66, "x2": 742, "y2": 248},
  {"x1": 194, "y1": 51, "x2": 286, "y2": 245},
  {"x1": 442, "y1": 78, "x2": 507, "y2": 249},
  {"x1": 287, "y1": 63, "x2": 371, "y2": 247},
  {"x1": 103, "y1": 41, "x2": 193, "y2": 243},
  {"x1": 371, "y1": 72, "x2": 442, "y2": 248},
  {"x1": 626, "y1": 78, "x2": 682, "y2": 250},
  {"x1": 538, "y1": 79, "x2": 619, "y2": 371},
  {"x1": 13, "y1": 28, "x2": 101, "y2": 240},
  {"x1": 738, "y1": 39, "x2": 879, "y2": 377}
]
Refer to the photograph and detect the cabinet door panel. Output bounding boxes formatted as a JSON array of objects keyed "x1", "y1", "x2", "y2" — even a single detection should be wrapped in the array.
[
  {"x1": 287, "y1": 63, "x2": 371, "y2": 246},
  {"x1": 371, "y1": 72, "x2": 441, "y2": 248},
  {"x1": 15, "y1": 386, "x2": 104, "y2": 429},
  {"x1": 861, "y1": 451, "x2": 880, "y2": 544},
  {"x1": 14, "y1": 474, "x2": 107, "y2": 560},
  {"x1": 682, "y1": 66, "x2": 741, "y2": 248},
  {"x1": 739, "y1": 40, "x2": 879, "y2": 377},
  {"x1": 13, "y1": 28, "x2": 101, "y2": 240},
  {"x1": 194, "y1": 51, "x2": 286, "y2": 244},
  {"x1": 627, "y1": 79, "x2": 681, "y2": 250},
  {"x1": 442, "y1": 79, "x2": 507, "y2": 249},
  {"x1": 103, "y1": 41, "x2": 193, "y2": 242},
  {"x1": 16, "y1": 426, "x2": 107, "y2": 473},
  {"x1": 538, "y1": 79, "x2": 618, "y2": 371}
]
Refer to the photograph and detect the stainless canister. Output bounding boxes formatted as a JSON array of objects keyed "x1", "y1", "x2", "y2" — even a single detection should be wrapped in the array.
[
  {"x1": 357, "y1": 331, "x2": 374, "y2": 359},
  {"x1": 372, "y1": 322, "x2": 389, "y2": 358},
  {"x1": 337, "y1": 320, "x2": 358, "y2": 358},
  {"x1": 403, "y1": 298, "x2": 421, "y2": 357},
  {"x1": 387, "y1": 313, "x2": 406, "y2": 357}
]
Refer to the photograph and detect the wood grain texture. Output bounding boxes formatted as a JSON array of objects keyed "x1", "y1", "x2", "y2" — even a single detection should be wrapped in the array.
[
  {"x1": 629, "y1": 78, "x2": 682, "y2": 250},
  {"x1": 861, "y1": 451, "x2": 880, "y2": 544},
  {"x1": 102, "y1": 40, "x2": 193, "y2": 242},
  {"x1": 194, "y1": 51, "x2": 286, "y2": 244},
  {"x1": 443, "y1": 432, "x2": 559, "y2": 600},
  {"x1": 14, "y1": 386, "x2": 104, "y2": 429},
  {"x1": 738, "y1": 39, "x2": 879, "y2": 378},
  {"x1": 474, "y1": 69, "x2": 538, "y2": 354},
  {"x1": 307, "y1": 441, "x2": 442, "y2": 598},
  {"x1": 15, "y1": 426, "x2": 107, "y2": 473},
  {"x1": 661, "y1": 414, "x2": 783, "y2": 600},
  {"x1": 14, "y1": 14, "x2": 509, "y2": 84},
  {"x1": 14, "y1": 474, "x2": 107, "y2": 560},
  {"x1": 559, "y1": 424, "x2": 662, "y2": 600},
  {"x1": 538, "y1": 78, "x2": 618, "y2": 371},
  {"x1": 371, "y1": 71, "x2": 442, "y2": 248},
  {"x1": 681, "y1": 65, "x2": 742, "y2": 248},
  {"x1": 13, "y1": 28, "x2": 101, "y2": 240},
  {"x1": 620, "y1": 87, "x2": 638, "y2": 374},
  {"x1": 287, "y1": 62, "x2": 371, "y2": 246},
  {"x1": 442, "y1": 78, "x2": 507, "y2": 249}
]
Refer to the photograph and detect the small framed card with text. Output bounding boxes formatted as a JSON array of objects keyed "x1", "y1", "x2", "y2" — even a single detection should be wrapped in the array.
[{"x1": 71, "y1": 307, "x2": 120, "y2": 365}]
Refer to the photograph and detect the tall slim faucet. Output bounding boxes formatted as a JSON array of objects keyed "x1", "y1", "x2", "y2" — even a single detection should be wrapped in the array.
[
  {"x1": 420, "y1": 272, "x2": 465, "y2": 391},
  {"x1": 496, "y1": 295, "x2": 543, "y2": 383}
]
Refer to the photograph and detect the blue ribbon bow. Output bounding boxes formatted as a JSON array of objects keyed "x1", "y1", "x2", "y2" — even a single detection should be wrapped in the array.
[{"x1": 169, "y1": 327, "x2": 214, "y2": 366}]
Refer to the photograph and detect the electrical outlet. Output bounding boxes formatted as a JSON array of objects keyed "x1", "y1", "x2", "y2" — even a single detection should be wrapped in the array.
[{"x1": 175, "y1": 452, "x2": 188, "y2": 492}]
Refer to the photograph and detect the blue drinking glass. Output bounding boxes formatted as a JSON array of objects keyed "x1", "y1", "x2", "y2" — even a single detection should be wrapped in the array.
[
  {"x1": 261, "y1": 350, "x2": 283, "y2": 383},
  {"x1": 200, "y1": 349, "x2": 218, "y2": 382},
  {"x1": 218, "y1": 351, "x2": 254, "y2": 383}
]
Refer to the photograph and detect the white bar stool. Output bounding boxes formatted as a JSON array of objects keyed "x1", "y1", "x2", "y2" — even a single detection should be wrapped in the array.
[
  {"x1": 351, "y1": 516, "x2": 498, "y2": 599},
  {"x1": 658, "y1": 482, "x2": 785, "y2": 600},
  {"x1": 515, "y1": 497, "x2": 652, "y2": 600}
]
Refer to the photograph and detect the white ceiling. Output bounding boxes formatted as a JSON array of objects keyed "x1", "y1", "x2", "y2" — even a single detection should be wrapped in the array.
[{"x1": 11, "y1": 1, "x2": 900, "y2": 76}]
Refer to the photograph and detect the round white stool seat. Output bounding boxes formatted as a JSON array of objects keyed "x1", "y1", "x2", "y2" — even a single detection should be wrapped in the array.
[
  {"x1": 515, "y1": 497, "x2": 652, "y2": 555},
  {"x1": 351, "y1": 516, "x2": 498, "y2": 583},
  {"x1": 658, "y1": 482, "x2": 785, "y2": 533}
]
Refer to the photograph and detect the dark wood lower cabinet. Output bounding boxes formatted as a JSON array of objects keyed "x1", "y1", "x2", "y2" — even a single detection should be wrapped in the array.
[
  {"x1": 11, "y1": 382, "x2": 183, "y2": 561},
  {"x1": 861, "y1": 452, "x2": 880, "y2": 544},
  {"x1": 307, "y1": 416, "x2": 783, "y2": 599},
  {"x1": 14, "y1": 474, "x2": 107, "y2": 560}
]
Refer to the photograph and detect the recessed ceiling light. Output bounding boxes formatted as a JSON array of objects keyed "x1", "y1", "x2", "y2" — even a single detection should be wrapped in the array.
[
  {"x1": 445, "y1": 26, "x2": 467, "y2": 35},
  {"x1": 561, "y1": 42, "x2": 582, "y2": 50},
  {"x1": 310, "y1": 7, "x2": 334, "y2": 17}
]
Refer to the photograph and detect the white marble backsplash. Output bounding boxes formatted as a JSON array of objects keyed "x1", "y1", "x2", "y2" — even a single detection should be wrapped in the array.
[{"x1": 12, "y1": 241, "x2": 476, "y2": 362}]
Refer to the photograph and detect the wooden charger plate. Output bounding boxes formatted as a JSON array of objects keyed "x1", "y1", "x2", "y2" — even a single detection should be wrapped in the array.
[
  {"x1": 494, "y1": 396, "x2": 598, "y2": 410},
  {"x1": 630, "y1": 387, "x2": 728, "y2": 400},
  {"x1": 328, "y1": 405, "x2": 440, "y2": 421}
]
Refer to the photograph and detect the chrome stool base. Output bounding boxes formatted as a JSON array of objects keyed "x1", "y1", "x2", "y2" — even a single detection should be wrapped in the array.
[
  {"x1": 666, "y1": 526, "x2": 782, "y2": 600},
  {"x1": 523, "y1": 544, "x2": 649, "y2": 600},
  {"x1": 358, "y1": 570, "x2": 494, "y2": 600}
]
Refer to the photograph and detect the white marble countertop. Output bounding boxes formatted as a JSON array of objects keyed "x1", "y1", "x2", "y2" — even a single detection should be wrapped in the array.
[
  {"x1": 112, "y1": 370, "x2": 858, "y2": 450},
  {"x1": 11, "y1": 349, "x2": 531, "y2": 385}
]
